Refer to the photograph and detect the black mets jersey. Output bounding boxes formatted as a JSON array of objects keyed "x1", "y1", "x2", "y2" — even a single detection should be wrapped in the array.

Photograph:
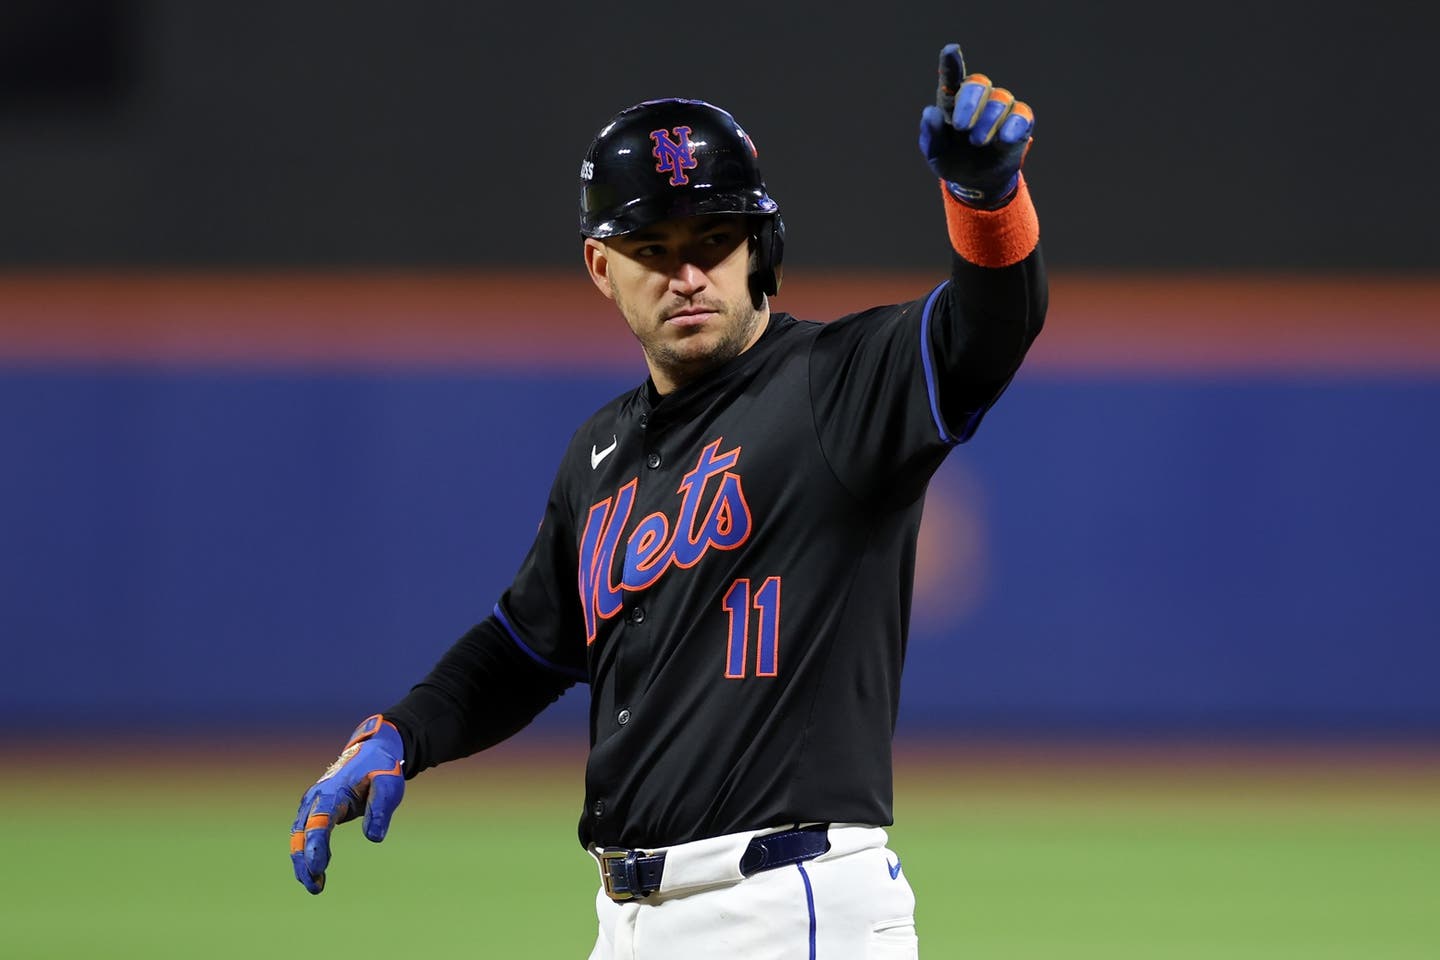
[{"x1": 386, "y1": 249, "x2": 1046, "y2": 851}]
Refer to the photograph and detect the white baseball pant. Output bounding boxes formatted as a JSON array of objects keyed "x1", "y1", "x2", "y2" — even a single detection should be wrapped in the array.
[{"x1": 587, "y1": 824, "x2": 918, "y2": 959}]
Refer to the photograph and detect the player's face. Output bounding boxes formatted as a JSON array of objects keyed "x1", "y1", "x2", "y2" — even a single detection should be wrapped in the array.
[{"x1": 584, "y1": 214, "x2": 767, "y2": 394}]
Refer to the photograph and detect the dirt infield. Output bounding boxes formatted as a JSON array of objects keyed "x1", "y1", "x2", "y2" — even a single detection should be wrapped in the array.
[{"x1": 9, "y1": 733, "x2": 1439, "y2": 800}]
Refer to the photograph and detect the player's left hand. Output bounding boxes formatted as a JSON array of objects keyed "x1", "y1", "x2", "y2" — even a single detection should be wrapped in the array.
[
  {"x1": 289, "y1": 714, "x2": 405, "y2": 895},
  {"x1": 918, "y1": 43, "x2": 1034, "y2": 209}
]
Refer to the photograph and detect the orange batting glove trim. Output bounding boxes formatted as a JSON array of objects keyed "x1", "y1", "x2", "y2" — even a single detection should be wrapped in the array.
[
  {"x1": 344, "y1": 714, "x2": 387, "y2": 749},
  {"x1": 940, "y1": 173, "x2": 1039, "y2": 267},
  {"x1": 361, "y1": 760, "x2": 405, "y2": 786}
]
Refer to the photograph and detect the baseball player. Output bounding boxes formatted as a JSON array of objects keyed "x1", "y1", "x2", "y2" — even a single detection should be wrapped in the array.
[{"x1": 290, "y1": 42, "x2": 1046, "y2": 959}]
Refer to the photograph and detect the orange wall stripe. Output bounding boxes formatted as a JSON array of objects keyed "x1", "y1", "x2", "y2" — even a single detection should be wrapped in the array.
[{"x1": 1, "y1": 270, "x2": 1437, "y2": 373}]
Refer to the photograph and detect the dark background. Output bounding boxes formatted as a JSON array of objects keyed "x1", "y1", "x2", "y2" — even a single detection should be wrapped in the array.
[{"x1": 3, "y1": 0, "x2": 1437, "y2": 270}]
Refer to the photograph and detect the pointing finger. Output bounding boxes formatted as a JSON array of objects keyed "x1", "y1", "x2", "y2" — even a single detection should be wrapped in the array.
[{"x1": 937, "y1": 43, "x2": 966, "y2": 113}]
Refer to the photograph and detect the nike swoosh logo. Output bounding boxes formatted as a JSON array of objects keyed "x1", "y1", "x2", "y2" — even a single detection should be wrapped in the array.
[
  {"x1": 590, "y1": 435, "x2": 618, "y2": 470},
  {"x1": 887, "y1": 858, "x2": 902, "y2": 879}
]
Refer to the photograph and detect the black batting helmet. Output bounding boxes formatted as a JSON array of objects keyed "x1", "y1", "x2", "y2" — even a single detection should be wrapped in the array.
[{"x1": 579, "y1": 98, "x2": 784, "y2": 300}]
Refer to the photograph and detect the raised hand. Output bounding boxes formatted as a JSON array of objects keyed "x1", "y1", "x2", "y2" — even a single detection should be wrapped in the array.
[{"x1": 919, "y1": 43, "x2": 1034, "y2": 209}]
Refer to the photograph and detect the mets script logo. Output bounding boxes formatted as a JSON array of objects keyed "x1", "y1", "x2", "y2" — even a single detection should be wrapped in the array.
[
  {"x1": 650, "y1": 126, "x2": 698, "y2": 186},
  {"x1": 579, "y1": 439, "x2": 751, "y2": 642}
]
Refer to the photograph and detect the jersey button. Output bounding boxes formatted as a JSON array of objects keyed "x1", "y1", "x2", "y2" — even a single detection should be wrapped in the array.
[
  {"x1": 592, "y1": 799, "x2": 605, "y2": 818},
  {"x1": 646, "y1": 452, "x2": 662, "y2": 469},
  {"x1": 628, "y1": 606, "x2": 645, "y2": 624},
  {"x1": 617, "y1": 709, "x2": 631, "y2": 726}
]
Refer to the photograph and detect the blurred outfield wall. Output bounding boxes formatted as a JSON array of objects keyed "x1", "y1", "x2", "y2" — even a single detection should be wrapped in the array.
[{"x1": 2, "y1": 271, "x2": 1437, "y2": 740}]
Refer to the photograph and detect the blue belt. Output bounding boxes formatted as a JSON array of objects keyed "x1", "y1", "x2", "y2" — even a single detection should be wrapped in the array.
[{"x1": 597, "y1": 824, "x2": 831, "y2": 901}]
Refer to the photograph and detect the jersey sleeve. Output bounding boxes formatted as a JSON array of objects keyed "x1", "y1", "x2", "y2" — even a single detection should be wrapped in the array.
[
  {"x1": 383, "y1": 460, "x2": 589, "y2": 776},
  {"x1": 809, "y1": 182, "x2": 1046, "y2": 503}
]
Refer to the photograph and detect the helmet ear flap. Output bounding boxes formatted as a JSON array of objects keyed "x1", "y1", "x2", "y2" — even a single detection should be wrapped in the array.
[{"x1": 749, "y1": 214, "x2": 785, "y2": 309}]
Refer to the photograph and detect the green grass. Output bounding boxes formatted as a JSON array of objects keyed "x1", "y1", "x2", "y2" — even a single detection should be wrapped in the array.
[{"x1": 1, "y1": 746, "x2": 1437, "y2": 958}]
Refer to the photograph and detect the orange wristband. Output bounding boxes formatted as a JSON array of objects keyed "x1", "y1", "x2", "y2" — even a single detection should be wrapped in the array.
[{"x1": 940, "y1": 173, "x2": 1039, "y2": 268}]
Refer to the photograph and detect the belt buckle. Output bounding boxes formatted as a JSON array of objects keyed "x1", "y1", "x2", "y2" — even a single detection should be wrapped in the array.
[{"x1": 597, "y1": 848, "x2": 643, "y2": 902}]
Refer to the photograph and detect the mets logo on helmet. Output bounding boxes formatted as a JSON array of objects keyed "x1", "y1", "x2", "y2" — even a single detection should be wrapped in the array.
[{"x1": 650, "y1": 126, "x2": 698, "y2": 186}]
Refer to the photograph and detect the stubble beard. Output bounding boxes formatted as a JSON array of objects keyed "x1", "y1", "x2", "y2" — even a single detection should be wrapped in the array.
[{"x1": 621, "y1": 290, "x2": 765, "y2": 391}]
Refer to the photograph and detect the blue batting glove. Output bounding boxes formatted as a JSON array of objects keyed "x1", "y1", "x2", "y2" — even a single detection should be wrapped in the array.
[
  {"x1": 289, "y1": 714, "x2": 405, "y2": 895},
  {"x1": 918, "y1": 43, "x2": 1034, "y2": 209}
]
